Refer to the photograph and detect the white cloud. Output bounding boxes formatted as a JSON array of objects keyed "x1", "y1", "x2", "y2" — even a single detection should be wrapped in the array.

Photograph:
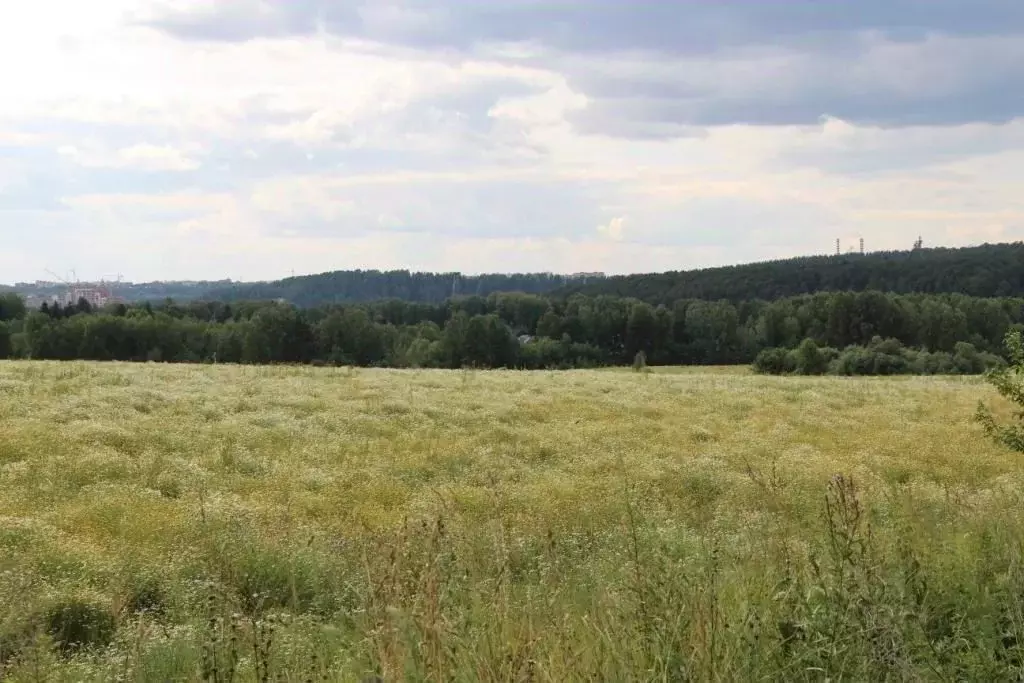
[
  {"x1": 57, "y1": 143, "x2": 201, "y2": 171},
  {"x1": 597, "y1": 216, "x2": 626, "y2": 241},
  {"x1": 2, "y1": 0, "x2": 1024, "y2": 284},
  {"x1": 117, "y1": 144, "x2": 201, "y2": 171}
]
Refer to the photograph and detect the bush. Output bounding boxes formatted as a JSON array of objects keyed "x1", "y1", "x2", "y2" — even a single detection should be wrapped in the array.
[
  {"x1": 44, "y1": 599, "x2": 116, "y2": 654},
  {"x1": 977, "y1": 330, "x2": 1024, "y2": 452},
  {"x1": 632, "y1": 351, "x2": 648, "y2": 373},
  {"x1": 217, "y1": 541, "x2": 341, "y2": 617},
  {"x1": 761, "y1": 337, "x2": 999, "y2": 377},
  {"x1": 123, "y1": 577, "x2": 168, "y2": 617},
  {"x1": 794, "y1": 339, "x2": 828, "y2": 375},
  {"x1": 752, "y1": 347, "x2": 792, "y2": 375},
  {"x1": 0, "y1": 618, "x2": 37, "y2": 666}
]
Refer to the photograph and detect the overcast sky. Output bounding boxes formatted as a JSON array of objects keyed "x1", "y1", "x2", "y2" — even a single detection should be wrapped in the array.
[{"x1": 2, "y1": 0, "x2": 1024, "y2": 283}]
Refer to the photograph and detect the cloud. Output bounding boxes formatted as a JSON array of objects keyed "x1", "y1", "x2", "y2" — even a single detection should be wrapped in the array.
[
  {"x1": 58, "y1": 143, "x2": 202, "y2": 171},
  {"x1": 3, "y1": 0, "x2": 1024, "y2": 284},
  {"x1": 138, "y1": 1, "x2": 1024, "y2": 131},
  {"x1": 598, "y1": 216, "x2": 625, "y2": 241},
  {"x1": 143, "y1": 1, "x2": 1024, "y2": 52}
]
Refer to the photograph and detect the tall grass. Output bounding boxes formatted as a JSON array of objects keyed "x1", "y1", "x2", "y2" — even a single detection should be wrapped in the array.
[{"x1": 0, "y1": 361, "x2": 1022, "y2": 680}]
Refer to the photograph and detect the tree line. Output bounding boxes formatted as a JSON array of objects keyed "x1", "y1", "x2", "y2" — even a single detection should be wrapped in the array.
[
  {"x1": 204, "y1": 270, "x2": 594, "y2": 307},
  {"x1": 0, "y1": 289, "x2": 1022, "y2": 371},
  {"x1": 13, "y1": 243, "x2": 1024, "y2": 311},
  {"x1": 556, "y1": 243, "x2": 1024, "y2": 304}
]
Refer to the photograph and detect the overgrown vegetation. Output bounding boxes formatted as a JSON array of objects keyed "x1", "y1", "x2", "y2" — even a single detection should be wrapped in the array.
[{"x1": 0, "y1": 361, "x2": 1022, "y2": 679}]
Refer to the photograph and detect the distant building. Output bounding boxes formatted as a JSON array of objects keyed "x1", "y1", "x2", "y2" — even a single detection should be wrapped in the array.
[
  {"x1": 63, "y1": 286, "x2": 113, "y2": 309},
  {"x1": 518, "y1": 334, "x2": 535, "y2": 345}
]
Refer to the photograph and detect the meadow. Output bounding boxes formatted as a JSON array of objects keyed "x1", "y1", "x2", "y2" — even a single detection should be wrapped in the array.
[{"x1": 0, "y1": 361, "x2": 1023, "y2": 680}]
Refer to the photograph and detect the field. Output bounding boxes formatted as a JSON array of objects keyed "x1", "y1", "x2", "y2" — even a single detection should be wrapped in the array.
[{"x1": 1, "y1": 361, "x2": 1023, "y2": 681}]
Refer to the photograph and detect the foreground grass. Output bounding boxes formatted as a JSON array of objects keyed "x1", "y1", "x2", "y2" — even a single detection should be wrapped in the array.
[{"x1": 0, "y1": 361, "x2": 1022, "y2": 680}]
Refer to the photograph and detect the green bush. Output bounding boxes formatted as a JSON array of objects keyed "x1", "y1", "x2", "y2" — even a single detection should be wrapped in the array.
[
  {"x1": 632, "y1": 351, "x2": 648, "y2": 373},
  {"x1": 752, "y1": 347, "x2": 792, "y2": 375},
  {"x1": 123, "y1": 577, "x2": 168, "y2": 617},
  {"x1": 756, "y1": 336, "x2": 1003, "y2": 377},
  {"x1": 217, "y1": 542, "x2": 342, "y2": 617},
  {"x1": 977, "y1": 330, "x2": 1024, "y2": 452},
  {"x1": 44, "y1": 599, "x2": 116, "y2": 654},
  {"x1": 794, "y1": 339, "x2": 828, "y2": 375}
]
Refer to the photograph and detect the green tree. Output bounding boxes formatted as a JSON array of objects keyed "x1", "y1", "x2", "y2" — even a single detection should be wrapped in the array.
[
  {"x1": 684, "y1": 301, "x2": 739, "y2": 364},
  {"x1": 0, "y1": 293, "x2": 26, "y2": 322},
  {"x1": 625, "y1": 302, "x2": 656, "y2": 359},
  {"x1": 241, "y1": 304, "x2": 313, "y2": 363},
  {"x1": 76, "y1": 297, "x2": 93, "y2": 315},
  {"x1": 315, "y1": 308, "x2": 384, "y2": 365},
  {"x1": 462, "y1": 315, "x2": 518, "y2": 368},
  {"x1": 536, "y1": 309, "x2": 562, "y2": 339},
  {"x1": 0, "y1": 322, "x2": 10, "y2": 358},
  {"x1": 439, "y1": 312, "x2": 471, "y2": 368}
]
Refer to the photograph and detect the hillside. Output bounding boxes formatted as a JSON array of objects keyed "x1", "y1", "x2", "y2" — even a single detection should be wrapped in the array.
[
  {"x1": 555, "y1": 243, "x2": 1024, "y2": 304},
  {"x1": 203, "y1": 270, "x2": 599, "y2": 307},
  {"x1": 9, "y1": 280, "x2": 233, "y2": 303}
]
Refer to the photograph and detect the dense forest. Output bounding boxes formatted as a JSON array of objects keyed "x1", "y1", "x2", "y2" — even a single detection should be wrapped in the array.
[
  {"x1": 556, "y1": 243, "x2": 1024, "y2": 304},
  {"x1": 0, "y1": 290, "x2": 1021, "y2": 374},
  {"x1": 203, "y1": 271, "x2": 596, "y2": 307},
  {"x1": 13, "y1": 243, "x2": 1024, "y2": 309}
]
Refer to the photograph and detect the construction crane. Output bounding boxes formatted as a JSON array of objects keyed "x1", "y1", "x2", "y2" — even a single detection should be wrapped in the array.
[
  {"x1": 42, "y1": 269, "x2": 74, "y2": 308},
  {"x1": 44, "y1": 268, "x2": 71, "y2": 285},
  {"x1": 43, "y1": 268, "x2": 112, "y2": 309}
]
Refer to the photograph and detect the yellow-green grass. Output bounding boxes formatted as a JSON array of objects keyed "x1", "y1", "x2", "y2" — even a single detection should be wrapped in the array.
[{"x1": 0, "y1": 361, "x2": 1022, "y2": 680}]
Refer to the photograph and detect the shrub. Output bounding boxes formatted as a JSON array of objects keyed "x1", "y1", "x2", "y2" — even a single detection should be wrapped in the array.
[
  {"x1": 44, "y1": 599, "x2": 116, "y2": 654},
  {"x1": 752, "y1": 347, "x2": 791, "y2": 375},
  {"x1": 123, "y1": 577, "x2": 168, "y2": 617},
  {"x1": 632, "y1": 351, "x2": 648, "y2": 373},
  {"x1": 976, "y1": 330, "x2": 1024, "y2": 452},
  {"x1": 793, "y1": 339, "x2": 827, "y2": 375},
  {"x1": 867, "y1": 336, "x2": 903, "y2": 355},
  {"x1": 0, "y1": 618, "x2": 37, "y2": 667},
  {"x1": 832, "y1": 347, "x2": 875, "y2": 376},
  {"x1": 217, "y1": 543, "x2": 341, "y2": 617}
]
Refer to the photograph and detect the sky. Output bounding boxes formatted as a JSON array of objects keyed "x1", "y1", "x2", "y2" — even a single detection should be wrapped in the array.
[{"x1": 2, "y1": 1, "x2": 1024, "y2": 283}]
